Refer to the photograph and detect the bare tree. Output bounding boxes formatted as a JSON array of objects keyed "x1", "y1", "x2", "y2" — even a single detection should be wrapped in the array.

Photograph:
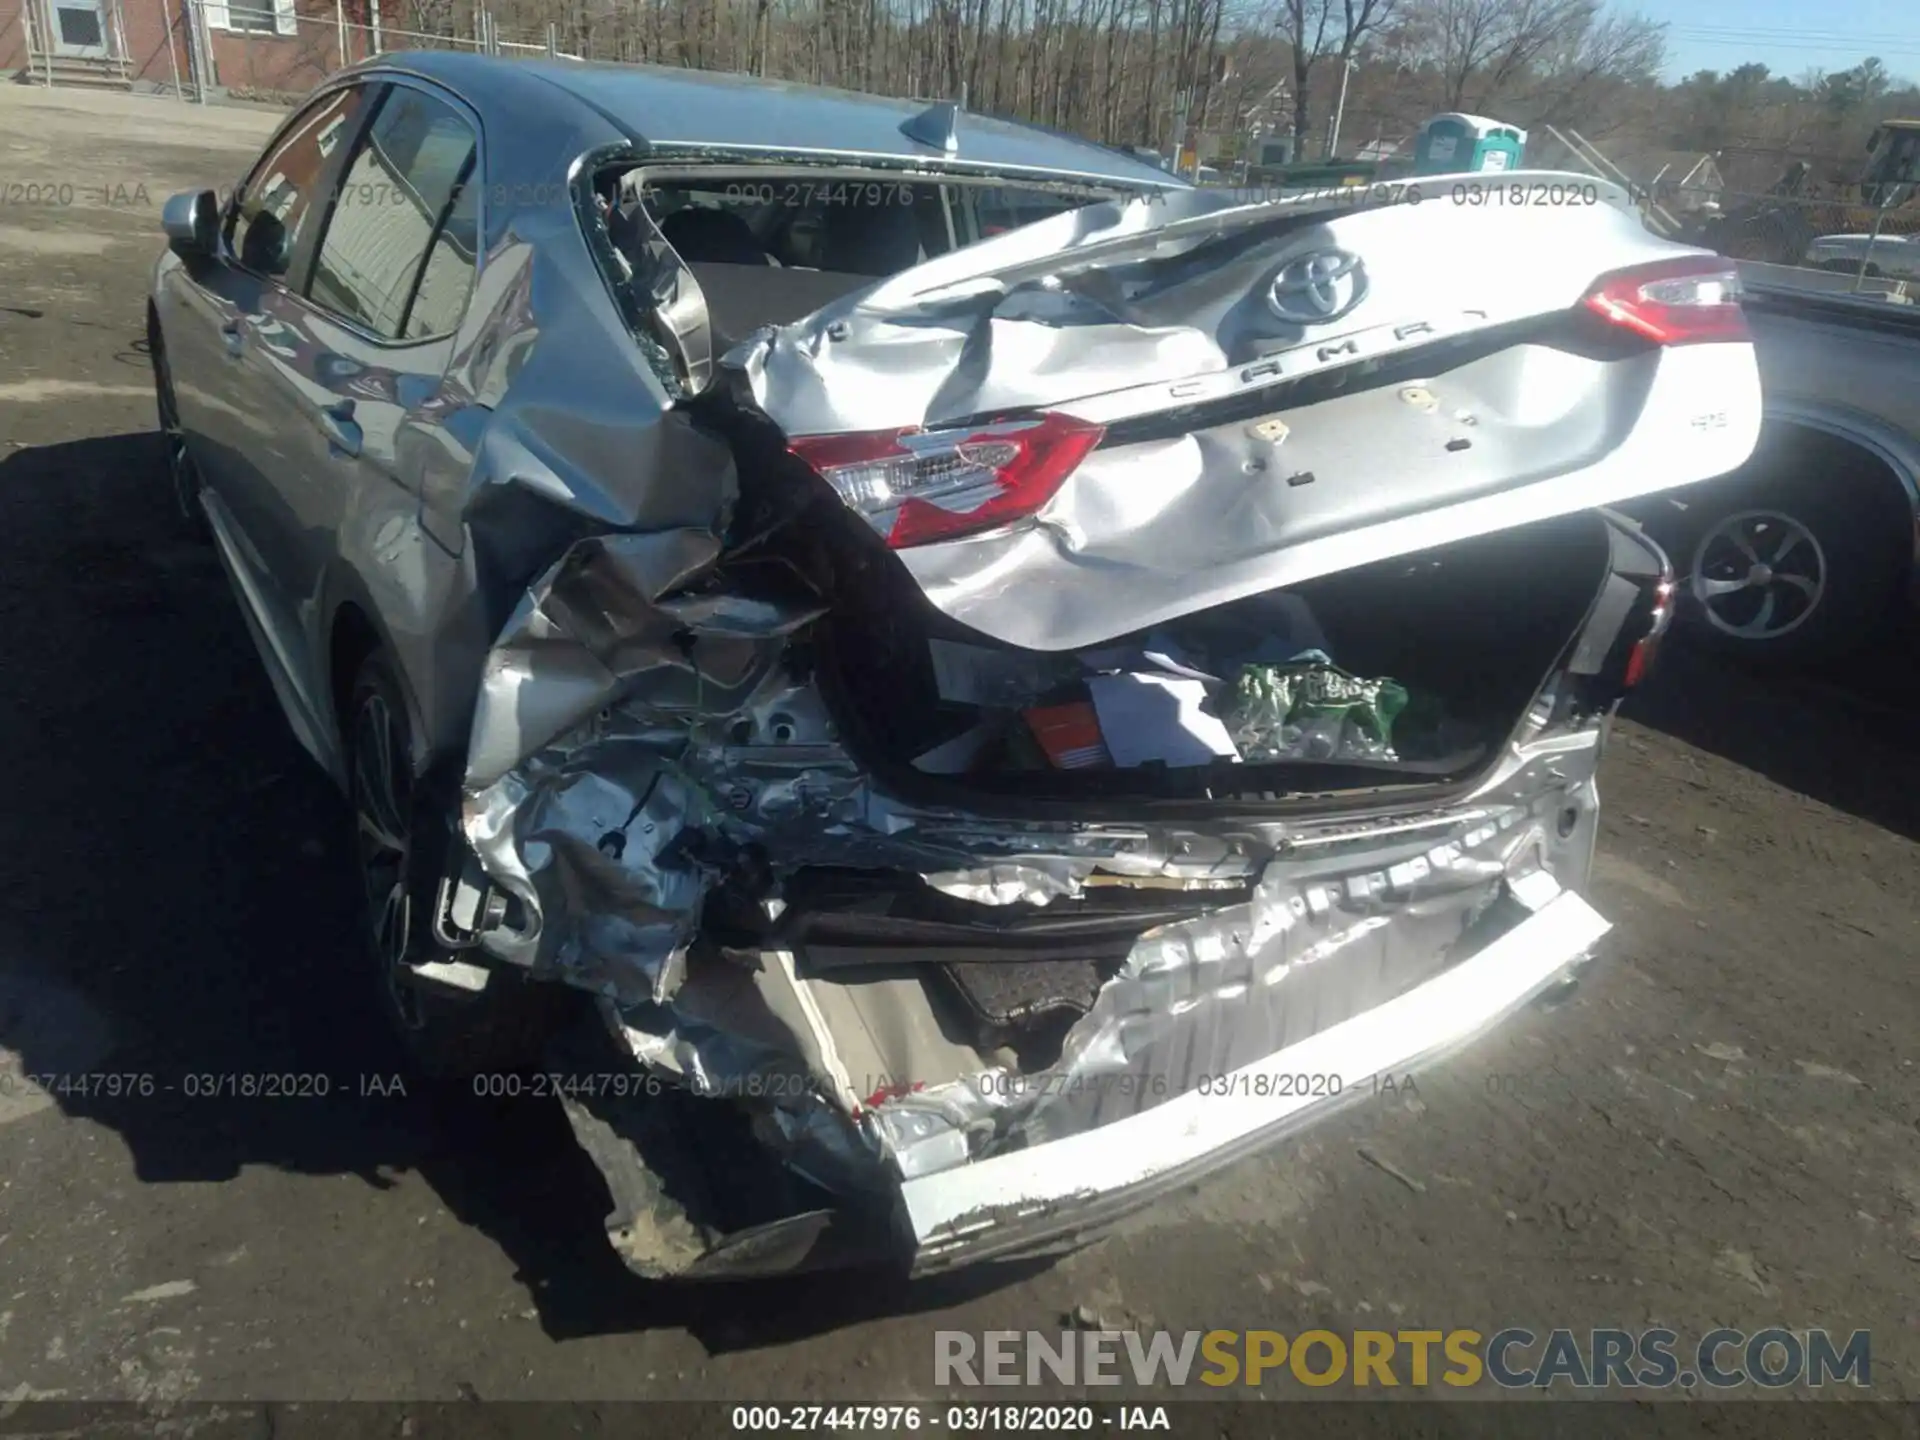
[
  {"x1": 1392, "y1": 0, "x2": 1661, "y2": 121},
  {"x1": 1279, "y1": 0, "x2": 1396, "y2": 155}
]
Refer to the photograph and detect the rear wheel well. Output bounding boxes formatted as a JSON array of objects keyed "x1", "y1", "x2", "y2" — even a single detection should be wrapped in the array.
[
  {"x1": 1746, "y1": 422, "x2": 1916, "y2": 541},
  {"x1": 329, "y1": 603, "x2": 384, "y2": 737}
]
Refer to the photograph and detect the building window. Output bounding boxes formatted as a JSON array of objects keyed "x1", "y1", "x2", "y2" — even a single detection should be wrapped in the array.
[{"x1": 207, "y1": 0, "x2": 298, "y2": 37}]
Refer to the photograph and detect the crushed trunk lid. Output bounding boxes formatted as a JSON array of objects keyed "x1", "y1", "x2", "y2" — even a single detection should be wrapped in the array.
[{"x1": 724, "y1": 173, "x2": 1760, "y2": 651}]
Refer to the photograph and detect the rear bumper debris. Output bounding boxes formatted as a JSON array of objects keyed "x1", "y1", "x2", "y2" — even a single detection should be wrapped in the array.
[
  {"x1": 454, "y1": 523, "x2": 1619, "y2": 1281},
  {"x1": 900, "y1": 885, "x2": 1608, "y2": 1272},
  {"x1": 548, "y1": 860, "x2": 1608, "y2": 1281}
]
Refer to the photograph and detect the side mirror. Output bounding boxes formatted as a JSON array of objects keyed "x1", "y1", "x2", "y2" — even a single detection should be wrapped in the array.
[{"x1": 162, "y1": 189, "x2": 220, "y2": 260}]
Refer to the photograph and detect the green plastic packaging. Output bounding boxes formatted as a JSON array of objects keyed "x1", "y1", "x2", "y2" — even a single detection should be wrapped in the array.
[{"x1": 1229, "y1": 661, "x2": 1410, "y2": 763}]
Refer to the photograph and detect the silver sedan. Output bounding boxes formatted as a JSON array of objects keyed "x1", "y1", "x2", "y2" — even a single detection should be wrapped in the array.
[{"x1": 150, "y1": 52, "x2": 1760, "y2": 1278}]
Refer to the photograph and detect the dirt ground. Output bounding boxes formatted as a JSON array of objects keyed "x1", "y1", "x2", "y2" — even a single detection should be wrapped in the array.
[{"x1": 2, "y1": 85, "x2": 1918, "y2": 1412}]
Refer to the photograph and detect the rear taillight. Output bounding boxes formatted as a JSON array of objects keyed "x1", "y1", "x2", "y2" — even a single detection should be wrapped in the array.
[
  {"x1": 1582, "y1": 257, "x2": 1748, "y2": 345},
  {"x1": 788, "y1": 412, "x2": 1105, "y2": 549},
  {"x1": 1623, "y1": 578, "x2": 1675, "y2": 689}
]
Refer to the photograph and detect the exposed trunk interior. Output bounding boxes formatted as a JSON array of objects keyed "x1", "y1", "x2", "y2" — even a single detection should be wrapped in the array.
[
  {"x1": 680, "y1": 262, "x2": 878, "y2": 350},
  {"x1": 693, "y1": 508, "x2": 1620, "y2": 1071},
  {"x1": 684, "y1": 494, "x2": 1624, "y2": 1074},
  {"x1": 596, "y1": 165, "x2": 1102, "y2": 352},
  {"x1": 807, "y1": 508, "x2": 1617, "y2": 806}
]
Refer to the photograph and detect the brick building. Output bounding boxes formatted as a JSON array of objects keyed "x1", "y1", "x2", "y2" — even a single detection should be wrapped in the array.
[{"x1": 3, "y1": 0, "x2": 393, "y2": 100}]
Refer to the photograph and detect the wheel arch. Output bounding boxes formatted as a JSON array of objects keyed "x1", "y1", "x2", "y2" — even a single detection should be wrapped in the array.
[
  {"x1": 1758, "y1": 405, "x2": 1920, "y2": 513},
  {"x1": 329, "y1": 601, "x2": 385, "y2": 738},
  {"x1": 1750, "y1": 409, "x2": 1920, "y2": 584},
  {"x1": 326, "y1": 596, "x2": 439, "y2": 794}
]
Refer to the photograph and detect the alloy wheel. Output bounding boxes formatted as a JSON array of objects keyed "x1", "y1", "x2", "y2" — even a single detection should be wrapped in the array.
[
  {"x1": 1688, "y1": 510, "x2": 1827, "y2": 642},
  {"x1": 351, "y1": 690, "x2": 425, "y2": 1031}
]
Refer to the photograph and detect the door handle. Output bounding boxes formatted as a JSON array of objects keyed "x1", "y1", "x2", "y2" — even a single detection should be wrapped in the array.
[
  {"x1": 319, "y1": 399, "x2": 361, "y2": 458},
  {"x1": 220, "y1": 321, "x2": 243, "y2": 357}
]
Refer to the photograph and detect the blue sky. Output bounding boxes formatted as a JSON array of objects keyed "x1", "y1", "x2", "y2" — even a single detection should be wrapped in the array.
[{"x1": 1645, "y1": 0, "x2": 1920, "y2": 83}]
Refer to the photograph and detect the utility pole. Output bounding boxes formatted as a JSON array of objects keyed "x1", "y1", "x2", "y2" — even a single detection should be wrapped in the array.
[
  {"x1": 1169, "y1": 88, "x2": 1191, "y2": 176},
  {"x1": 1326, "y1": 57, "x2": 1356, "y2": 159}
]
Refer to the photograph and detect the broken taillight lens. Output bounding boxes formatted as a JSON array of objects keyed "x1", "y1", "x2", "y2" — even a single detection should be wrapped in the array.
[
  {"x1": 788, "y1": 412, "x2": 1106, "y2": 548},
  {"x1": 1582, "y1": 256, "x2": 1748, "y2": 345}
]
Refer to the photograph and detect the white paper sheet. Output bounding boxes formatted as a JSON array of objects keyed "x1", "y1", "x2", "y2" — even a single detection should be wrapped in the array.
[{"x1": 1087, "y1": 673, "x2": 1242, "y2": 769}]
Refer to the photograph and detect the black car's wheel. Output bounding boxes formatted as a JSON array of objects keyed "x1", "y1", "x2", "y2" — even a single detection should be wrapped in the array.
[
  {"x1": 1668, "y1": 464, "x2": 1910, "y2": 665},
  {"x1": 149, "y1": 309, "x2": 209, "y2": 540},
  {"x1": 346, "y1": 651, "x2": 571, "y2": 1078}
]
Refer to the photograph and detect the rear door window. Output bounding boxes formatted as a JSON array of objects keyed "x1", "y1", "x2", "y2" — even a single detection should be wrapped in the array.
[
  {"x1": 305, "y1": 85, "x2": 480, "y2": 341},
  {"x1": 228, "y1": 86, "x2": 374, "y2": 280},
  {"x1": 966, "y1": 187, "x2": 1091, "y2": 241},
  {"x1": 401, "y1": 162, "x2": 480, "y2": 339}
]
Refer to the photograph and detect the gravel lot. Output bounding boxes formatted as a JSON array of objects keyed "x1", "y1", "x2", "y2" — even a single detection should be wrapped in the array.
[{"x1": 2, "y1": 85, "x2": 1918, "y2": 1415}]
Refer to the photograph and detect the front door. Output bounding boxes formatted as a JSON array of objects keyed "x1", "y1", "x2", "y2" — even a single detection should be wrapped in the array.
[
  {"x1": 162, "y1": 82, "x2": 379, "y2": 757},
  {"x1": 47, "y1": 0, "x2": 110, "y2": 56}
]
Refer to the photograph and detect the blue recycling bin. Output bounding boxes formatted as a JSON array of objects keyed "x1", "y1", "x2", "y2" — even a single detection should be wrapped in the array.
[{"x1": 1413, "y1": 114, "x2": 1527, "y2": 176}]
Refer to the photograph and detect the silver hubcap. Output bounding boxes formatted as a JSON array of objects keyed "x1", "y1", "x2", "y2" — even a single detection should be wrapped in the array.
[
  {"x1": 1689, "y1": 510, "x2": 1826, "y2": 641},
  {"x1": 352, "y1": 692, "x2": 423, "y2": 1030}
]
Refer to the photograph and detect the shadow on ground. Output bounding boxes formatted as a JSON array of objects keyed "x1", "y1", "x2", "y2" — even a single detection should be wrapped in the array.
[
  {"x1": 1625, "y1": 612, "x2": 1920, "y2": 843},
  {"x1": 0, "y1": 433, "x2": 1044, "y2": 1354}
]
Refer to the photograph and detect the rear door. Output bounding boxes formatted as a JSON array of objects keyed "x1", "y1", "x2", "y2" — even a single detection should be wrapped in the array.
[
  {"x1": 274, "y1": 79, "x2": 482, "y2": 622},
  {"x1": 165, "y1": 83, "x2": 378, "y2": 744}
]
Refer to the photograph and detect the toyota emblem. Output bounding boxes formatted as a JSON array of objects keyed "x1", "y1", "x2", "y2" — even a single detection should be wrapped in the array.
[{"x1": 1267, "y1": 248, "x2": 1368, "y2": 324}]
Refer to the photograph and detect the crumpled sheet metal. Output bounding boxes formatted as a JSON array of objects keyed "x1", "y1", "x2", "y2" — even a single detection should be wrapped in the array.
[
  {"x1": 918, "y1": 862, "x2": 1094, "y2": 905},
  {"x1": 474, "y1": 622, "x2": 1601, "y2": 1198},
  {"x1": 732, "y1": 173, "x2": 1644, "y2": 444},
  {"x1": 461, "y1": 529, "x2": 827, "y2": 988},
  {"x1": 459, "y1": 526, "x2": 1606, "y2": 1200},
  {"x1": 856, "y1": 748, "x2": 1605, "y2": 1190},
  {"x1": 733, "y1": 188, "x2": 1291, "y2": 440},
  {"x1": 459, "y1": 530, "x2": 1203, "y2": 999},
  {"x1": 604, "y1": 953, "x2": 914, "y2": 1200},
  {"x1": 728, "y1": 177, "x2": 1671, "y2": 655},
  {"x1": 873, "y1": 751, "x2": 1603, "y2": 1169},
  {"x1": 466, "y1": 536, "x2": 855, "y2": 783}
]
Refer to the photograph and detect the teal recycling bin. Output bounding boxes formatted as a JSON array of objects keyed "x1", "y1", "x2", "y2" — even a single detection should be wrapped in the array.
[{"x1": 1413, "y1": 114, "x2": 1528, "y2": 176}]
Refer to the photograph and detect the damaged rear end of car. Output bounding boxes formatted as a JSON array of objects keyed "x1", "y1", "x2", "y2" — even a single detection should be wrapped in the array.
[{"x1": 451, "y1": 174, "x2": 1758, "y2": 1279}]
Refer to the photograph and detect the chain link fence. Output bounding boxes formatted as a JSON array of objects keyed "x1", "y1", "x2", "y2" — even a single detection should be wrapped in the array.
[
  {"x1": 183, "y1": 3, "x2": 576, "y2": 102},
  {"x1": 1664, "y1": 143, "x2": 1920, "y2": 303},
  {"x1": 1694, "y1": 195, "x2": 1919, "y2": 303}
]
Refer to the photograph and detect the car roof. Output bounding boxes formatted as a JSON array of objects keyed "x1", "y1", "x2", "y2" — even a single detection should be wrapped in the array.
[{"x1": 375, "y1": 51, "x2": 1185, "y2": 188}]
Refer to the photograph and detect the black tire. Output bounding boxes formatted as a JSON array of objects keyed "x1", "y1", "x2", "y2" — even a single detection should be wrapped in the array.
[
  {"x1": 148, "y1": 307, "x2": 211, "y2": 543},
  {"x1": 345, "y1": 650, "x2": 573, "y2": 1078},
  {"x1": 1662, "y1": 458, "x2": 1910, "y2": 666}
]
